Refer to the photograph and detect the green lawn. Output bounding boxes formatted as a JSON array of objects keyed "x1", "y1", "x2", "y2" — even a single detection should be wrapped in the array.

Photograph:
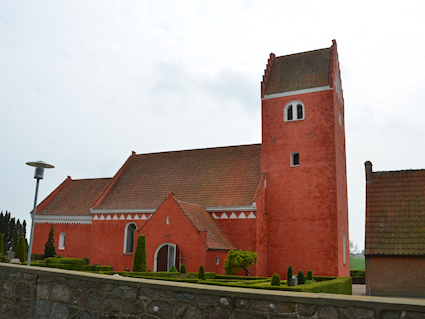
[{"x1": 350, "y1": 257, "x2": 365, "y2": 270}]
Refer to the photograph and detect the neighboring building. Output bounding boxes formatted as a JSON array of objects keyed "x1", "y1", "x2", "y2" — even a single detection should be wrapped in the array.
[
  {"x1": 364, "y1": 161, "x2": 425, "y2": 298},
  {"x1": 32, "y1": 40, "x2": 349, "y2": 277}
]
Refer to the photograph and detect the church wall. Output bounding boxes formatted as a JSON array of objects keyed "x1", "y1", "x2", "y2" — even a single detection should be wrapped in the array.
[
  {"x1": 32, "y1": 223, "x2": 91, "y2": 259},
  {"x1": 89, "y1": 216, "x2": 148, "y2": 271},
  {"x1": 261, "y1": 89, "x2": 341, "y2": 278}
]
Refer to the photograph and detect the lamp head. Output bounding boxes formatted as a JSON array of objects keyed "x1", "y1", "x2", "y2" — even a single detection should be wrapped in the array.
[{"x1": 26, "y1": 161, "x2": 54, "y2": 179}]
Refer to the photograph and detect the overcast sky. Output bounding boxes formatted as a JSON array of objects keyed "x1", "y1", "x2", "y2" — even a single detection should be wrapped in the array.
[{"x1": 1, "y1": 1, "x2": 425, "y2": 251}]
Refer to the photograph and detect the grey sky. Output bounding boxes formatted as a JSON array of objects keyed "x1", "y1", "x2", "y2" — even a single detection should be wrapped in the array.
[{"x1": 1, "y1": 1, "x2": 425, "y2": 251}]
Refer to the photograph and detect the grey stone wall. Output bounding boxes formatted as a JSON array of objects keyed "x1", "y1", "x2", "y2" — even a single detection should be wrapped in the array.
[{"x1": 0, "y1": 263, "x2": 424, "y2": 319}]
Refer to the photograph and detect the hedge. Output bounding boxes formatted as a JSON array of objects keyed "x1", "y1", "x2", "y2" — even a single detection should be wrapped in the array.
[
  {"x1": 350, "y1": 269, "x2": 365, "y2": 284},
  {"x1": 198, "y1": 277, "x2": 352, "y2": 295},
  {"x1": 82, "y1": 265, "x2": 112, "y2": 272}
]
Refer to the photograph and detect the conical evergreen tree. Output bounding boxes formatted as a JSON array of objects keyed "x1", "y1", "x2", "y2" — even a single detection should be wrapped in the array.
[
  {"x1": 15, "y1": 236, "x2": 26, "y2": 262},
  {"x1": 44, "y1": 225, "x2": 56, "y2": 258},
  {"x1": 133, "y1": 235, "x2": 147, "y2": 272}
]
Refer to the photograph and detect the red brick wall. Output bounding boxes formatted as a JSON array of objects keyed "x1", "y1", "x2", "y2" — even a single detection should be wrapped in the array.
[
  {"x1": 261, "y1": 88, "x2": 349, "y2": 278},
  {"x1": 89, "y1": 217, "x2": 148, "y2": 271},
  {"x1": 366, "y1": 256, "x2": 425, "y2": 298},
  {"x1": 33, "y1": 223, "x2": 91, "y2": 259}
]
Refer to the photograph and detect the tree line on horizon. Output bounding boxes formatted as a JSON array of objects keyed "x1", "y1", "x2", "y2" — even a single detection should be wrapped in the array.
[{"x1": 0, "y1": 211, "x2": 26, "y2": 254}]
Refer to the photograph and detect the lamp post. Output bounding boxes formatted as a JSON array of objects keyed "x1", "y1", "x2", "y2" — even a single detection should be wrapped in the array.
[{"x1": 26, "y1": 161, "x2": 54, "y2": 266}]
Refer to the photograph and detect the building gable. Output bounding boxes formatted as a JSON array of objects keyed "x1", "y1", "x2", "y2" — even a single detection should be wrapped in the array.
[{"x1": 365, "y1": 161, "x2": 425, "y2": 256}]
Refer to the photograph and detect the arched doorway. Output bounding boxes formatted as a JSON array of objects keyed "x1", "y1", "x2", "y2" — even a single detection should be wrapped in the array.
[{"x1": 155, "y1": 243, "x2": 180, "y2": 272}]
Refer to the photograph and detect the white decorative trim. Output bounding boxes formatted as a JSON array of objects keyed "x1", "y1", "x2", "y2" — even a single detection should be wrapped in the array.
[
  {"x1": 247, "y1": 212, "x2": 256, "y2": 219},
  {"x1": 212, "y1": 213, "x2": 219, "y2": 219},
  {"x1": 229, "y1": 212, "x2": 237, "y2": 219},
  {"x1": 119, "y1": 214, "x2": 125, "y2": 220},
  {"x1": 99, "y1": 215, "x2": 105, "y2": 220},
  {"x1": 93, "y1": 215, "x2": 99, "y2": 220},
  {"x1": 206, "y1": 204, "x2": 256, "y2": 212},
  {"x1": 262, "y1": 86, "x2": 332, "y2": 100},
  {"x1": 133, "y1": 214, "x2": 140, "y2": 220},
  {"x1": 112, "y1": 214, "x2": 118, "y2": 220},
  {"x1": 35, "y1": 215, "x2": 92, "y2": 224},
  {"x1": 238, "y1": 212, "x2": 247, "y2": 219},
  {"x1": 126, "y1": 214, "x2": 133, "y2": 220},
  {"x1": 141, "y1": 214, "x2": 147, "y2": 220},
  {"x1": 106, "y1": 214, "x2": 111, "y2": 220},
  {"x1": 91, "y1": 208, "x2": 156, "y2": 214},
  {"x1": 220, "y1": 213, "x2": 228, "y2": 219},
  {"x1": 148, "y1": 214, "x2": 152, "y2": 219}
]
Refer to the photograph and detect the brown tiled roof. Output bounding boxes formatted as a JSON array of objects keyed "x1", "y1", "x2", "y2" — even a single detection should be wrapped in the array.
[
  {"x1": 37, "y1": 178, "x2": 111, "y2": 216},
  {"x1": 174, "y1": 198, "x2": 237, "y2": 251},
  {"x1": 365, "y1": 167, "x2": 425, "y2": 256},
  {"x1": 94, "y1": 144, "x2": 262, "y2": 210},
  {"x1": 264, "y1": 48, "x2": 331, "y2": 95}
]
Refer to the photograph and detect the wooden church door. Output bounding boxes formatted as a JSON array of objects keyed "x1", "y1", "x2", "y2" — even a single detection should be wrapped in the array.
[{"x1": 156, "y1": 244, "x2": 180, "y2": 272}]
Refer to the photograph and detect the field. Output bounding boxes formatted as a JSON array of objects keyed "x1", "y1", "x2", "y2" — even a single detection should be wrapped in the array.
[{"x1": 350, "y1": 257, "x2": 365, "y2": 270}]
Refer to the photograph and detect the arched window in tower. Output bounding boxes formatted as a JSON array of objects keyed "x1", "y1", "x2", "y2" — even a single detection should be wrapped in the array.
[
  {"x1": 287, "y1": 105, "x2": 293, "y2": 121},
  {"x1": 124, "y1": 223, "x2": 137, "y2": 254},
  {"x1": 284, "y1": 101, "x2": 304, "y2": 122}
]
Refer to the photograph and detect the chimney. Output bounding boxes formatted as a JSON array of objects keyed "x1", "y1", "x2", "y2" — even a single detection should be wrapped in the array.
[{"x1": 365, "y1": 161, "x2": 373, "y2": 182}]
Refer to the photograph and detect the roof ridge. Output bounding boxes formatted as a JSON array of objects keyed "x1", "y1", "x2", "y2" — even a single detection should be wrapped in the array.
[
  {"x1": 72, "y1": 177, "x2": 112, "y2": 182},
  {"x1": 374, "y1": 168, "x2": 425, "y2": 174},
  {"x1": 275, "y1": 46, "x2": 331, "y2": 59},
  {"x1": 133, "y1": 143, "x2": 261, "y2": 156}
]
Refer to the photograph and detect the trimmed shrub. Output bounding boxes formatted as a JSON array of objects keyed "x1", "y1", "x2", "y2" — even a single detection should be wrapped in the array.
[
  {"x1": 198, "y1": 265, "x2": 205, "y2": 280},
  {"x1": 31, "y1": 254, "x2": 44, "y2": 261},
  {"x1": 169, "y1": 265, "x2": 178, "y2": 272},
  {"x1": 287, "y1": 265, "x2": 293, "y2": 286},
  {"x1": 15, "y1": 236, "x2": 26, "y2": 263},
  {"x1": 298, "y1": 270, "x2": 305, "y2": 285},
  {"x1": 82, "y1": 257, "x2": 90, "y2": 265},
  {"x1": 133, "y1": 235, "x2": 147, "y2": 272},
  {"x1": 271, "y1": 273, "x2": 281, "y2": 286},
  {"x1": 180, "y1": 264, "x2": 187, "y2": 274},
  {"x1": 0, "y1": 234, "x2": 4, "y2": 256},
  {"x1": 0, "y1": 255, "x2": 10, "y2": 263},
  {"x1": 44, "y1": 225, "x2": 56, "y2": 258},
  {"x1": 307, "y1": 270, "x2": 313, "y2": 281}
]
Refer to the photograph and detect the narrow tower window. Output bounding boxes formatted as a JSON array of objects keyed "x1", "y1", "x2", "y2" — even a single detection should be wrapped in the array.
[
  {"x1": 291, "y1": 152, "x2": 300, "y2": 166},
  {"x1": 284, "y1": 101, "x2": 304, "y2": 122},
  {"x1": 297, "y1": 104, "x2": 303, "y2": 119},
  {"x1": 166, "y1": 216, "x2": 170, "y2": 224},
  {"x1": 287, "y1": 105, "x2": 293, "y2": 121}
]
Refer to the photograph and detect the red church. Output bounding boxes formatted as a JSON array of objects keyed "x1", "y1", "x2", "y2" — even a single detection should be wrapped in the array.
[{"x1": 32, "y1": 40, "x2": 349, "y2": 278}]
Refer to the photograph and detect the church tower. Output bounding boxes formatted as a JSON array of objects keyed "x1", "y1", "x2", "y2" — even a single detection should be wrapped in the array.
[{"x1": 258, "y1": 40, "x2": 349, "y2": 277}]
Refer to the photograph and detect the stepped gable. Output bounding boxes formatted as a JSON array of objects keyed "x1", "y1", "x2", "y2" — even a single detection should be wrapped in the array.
[
  {"x1": 94, "y1": 144, "x2": 262, "y2": 210},
  {"x1": 365, "y1": 166, "x2": 425, "y2": 256},
  {"x1": 264, "y1": 47, "x2": 331, "y2": 95},
  {"x1": 37, "y1": 178, "x2": 111, "y2": 216},
  {"x1": 174, "y1": 198, "x2": 237, "y2": 251}
]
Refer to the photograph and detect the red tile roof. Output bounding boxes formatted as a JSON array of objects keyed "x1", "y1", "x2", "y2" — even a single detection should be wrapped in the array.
[
  {"x1": 365, "y1": 164, "x2": 425, "y2": 256},
  {"x1": 37, "y1": 178, "x2": 111, "y2": 216},
  {"x1": 93, "y1": 144, "x2": 262, "y2": 210},
  {"x1": 264, "y1": 47, "x2": 331, "y2": 95},
  {"x1": 174, "y1": 197, "x2": 237, "y2": 251}
]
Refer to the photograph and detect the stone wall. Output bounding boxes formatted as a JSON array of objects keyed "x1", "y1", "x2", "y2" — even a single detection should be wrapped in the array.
[{"x1": 1, "y1": 263, "x2": 424, "y2": 319}]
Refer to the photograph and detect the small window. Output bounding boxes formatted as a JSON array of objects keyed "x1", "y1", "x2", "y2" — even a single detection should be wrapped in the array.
[
  {"x1": 215, "y1": 256, "x2": 219, "y2": 265},
  {"x1": 338, "y1": 109, "x2": 342, "y2": 126},
  {"x1": 166, "y1": 216, "x2": 170, "y2": 225},
  {"x1": 284, "y1": 101, "x2": 304, "y2": 122},
  {"x1": 58, "y1": 233, "x2": 65, "y2": 250},
  {"x1": 291, "y1": 152, "x2": 300, "y2": 167},
  {"x1": 124, "y1": 223, "x2": 137, "y2": 254}
]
